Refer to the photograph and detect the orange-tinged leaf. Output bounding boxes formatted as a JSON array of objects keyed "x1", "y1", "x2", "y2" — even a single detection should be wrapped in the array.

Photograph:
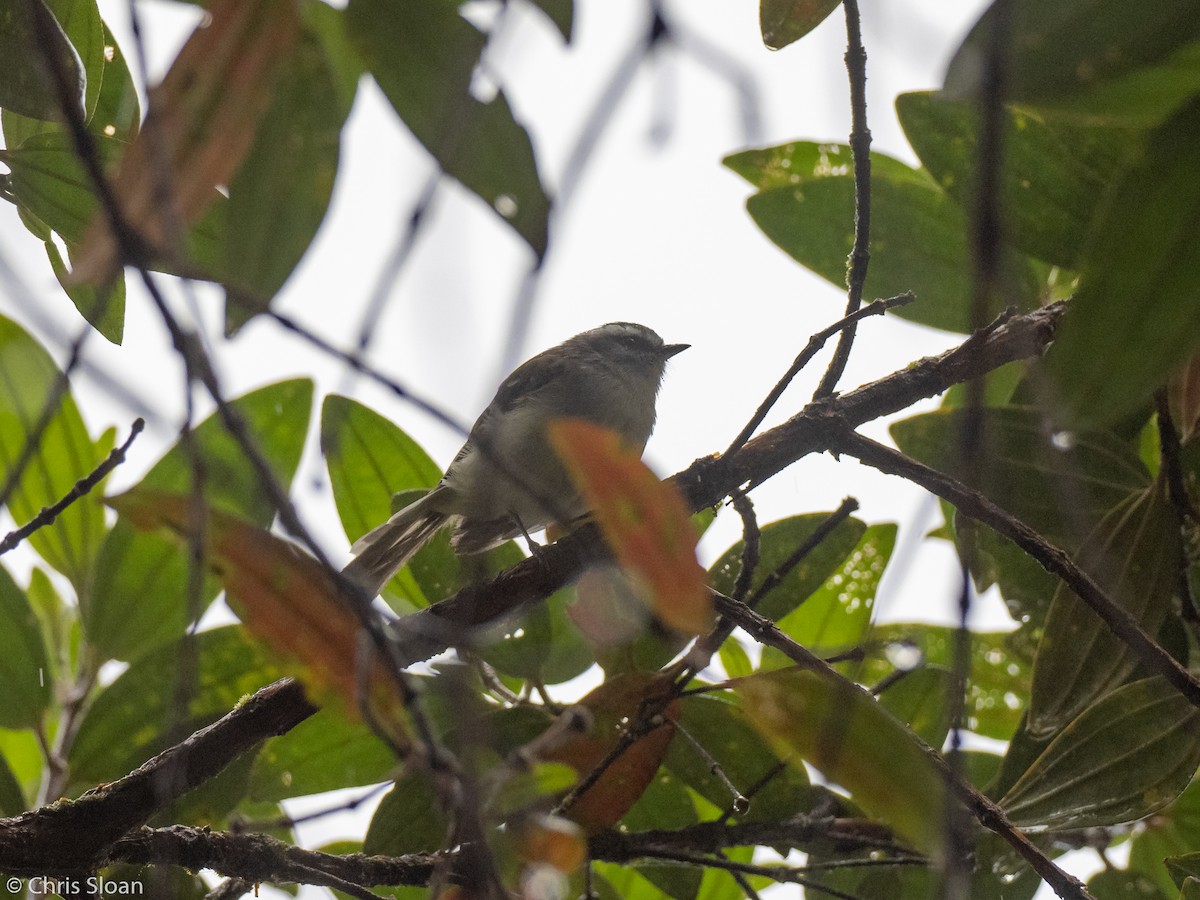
[
  {"x1": 548, "y1": 419, "x2": 712, "y2": 635},
  {"x1": 108, "y1": 488, "x2": 410, "y2": 752},
  {"x1": 518, "y1": 815, "x2": 587, "y2": 872},
  {"x1": 545, "y1": 672, "x2": 678, "y2": 833},
  {"x1": 72, "y1": 0, "x2": 299, "y2": 284},
  {"x1": 737, "y1": 666, "x2": 947, "y2": 858}
]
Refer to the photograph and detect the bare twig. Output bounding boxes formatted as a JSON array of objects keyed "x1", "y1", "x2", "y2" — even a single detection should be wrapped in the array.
[
  {"x1": 1155, "y1": 391, "x2": 1200, "y2": 624},
  {"x1": 0, "y1": 417, "x2": 145, "y2": 557},
  {"x1": 813, "y1": 0, "x2": 873, "y2": 399},
  {"x1": 726, "y1": 293, "x2": 912, "y2": 458}
]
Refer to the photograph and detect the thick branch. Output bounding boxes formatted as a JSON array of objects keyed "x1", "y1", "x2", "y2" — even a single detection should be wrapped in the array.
[{"x1": 0, "y1": 679, "x2": 316, "y2": 875}]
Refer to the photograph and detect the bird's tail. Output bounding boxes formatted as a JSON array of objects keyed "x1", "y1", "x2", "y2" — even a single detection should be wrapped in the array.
[{"x1": 342, "y1": 497, "x2": 448, "y2": 597}]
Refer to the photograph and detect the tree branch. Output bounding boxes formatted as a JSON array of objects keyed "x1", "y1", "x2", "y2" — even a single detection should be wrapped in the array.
[
  {"x1": 391, "y1": 301, "x2": 1067, "y2": 666},
  {"x1": 0, "y1": 679, "x2": 316, "y2": 875}
]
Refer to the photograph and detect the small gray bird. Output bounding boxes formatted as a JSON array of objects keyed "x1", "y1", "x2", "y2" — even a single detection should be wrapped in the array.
[{"x1": 342, "y1": 322, "x2": 688, "y2": 596}]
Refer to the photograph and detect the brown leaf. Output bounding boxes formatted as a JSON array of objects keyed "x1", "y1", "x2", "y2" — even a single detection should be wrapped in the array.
[
  {"x1": 108, "y1": 488, "x2": 411, "y2": 751},
  {"x1": 71, "y1": 0, "x2": 299, "y2": 284},
  {"x1": 546, "y1": 673, "x2": 678, "y2": 832},
  {"x1": 548, "y1": 419, "x2": 713, "y2": 634}
]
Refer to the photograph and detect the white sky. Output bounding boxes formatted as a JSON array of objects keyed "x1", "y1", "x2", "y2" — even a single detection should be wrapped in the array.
[{"x1": 2, "y1": 0, "x2": 1102, "y2": 895}]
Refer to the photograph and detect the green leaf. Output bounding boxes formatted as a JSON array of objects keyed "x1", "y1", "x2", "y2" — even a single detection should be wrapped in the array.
[
  {"x1": 728, "y1": 143, "x2": 1041, "y2": 333},
  {"x1": 1043, "y1": 98, "x2": 1200, "y2": 429},
  {"x1": 89, "y1": 22, "x2": 139, "y2": 142},
  {"x1": 759, "y1": 0, "x2": 842, "y2": 50},
  {"x1": 45, "y1": 239, "x2": 124, "y2": 344},
  {"x1": 0, "y1": 313, "x2": 105, "y2": 591},
  {"x1": 363, "y1": 771, "x2": 447, "y2": 855},
  {"x1": 1169, "y1": 854, "x2": 1200, "y2": 891},
  {"x1": 737, "y1": 667, "x2": 947, "y2": 856},
  {"x1": 855, "y1": 625, "x2": 1030, "y2": 741},
  {"x1": 0, "y1": 132, "x2": 121, "y2": 242},
  {"x1": 0, "y1": 564, "x2": 51, "y2": 729},
  {"x1": 769, "y1": 522, "x2": 895, "y2": 657},
  {"x1": 345, "y1": 0, "x2": 549, "y2": 256},
  {"x1": 896, "y1": 91, "x2": 1141, "y2": 267},
  {"x1": 890, "y1": 406, "x2": 1150, "y2": 547},
  {"x1": 708, "y1": 512, "x2": 866, "y2": 624},
  {"x1": 876, "y1": 666, "x2": 953, "y2": 750},
  {"x1": 87, "y1": 379, "x2": 313, "y2": 661},
  {"x1": 0, "y1": 0, "x2": 85, "y2": 121},
  {"x1": 320, "y1": 395, "x2": 443, "y2": 611},
  {"x1": 0, "y1": 749, "x2": 25, "y2": 815},
  {"x1": 480, "y1": 586, "x2": 595, "y2": 685},
  {"x1": 1129, "y1": 778, "x2": 1200, "y2": 896},
  {"x1": 223, "y1": 27, "x2": 348, "y2": 331},
  {"x1": 664, "y1": 693, "x2": 810, "y2": 824},
  {"x1": 621, "y1": 767, "x2": 701, "y2": 900},
  {"x1": 1001, "y1": 678, "x2": 1200, "y2": 831},
  {"x1": 1028, "y1": 485, "x2": 1179, "y2": 736},
  {"x1": 944, "y1": 0, "x2": 1200, "y2": 126},
  {"x1": 249, "y1": 709, "x2": 395, "y2": 802},
  {"x1": 69, "y1": 625, "x2": 290, "y2": 787}
]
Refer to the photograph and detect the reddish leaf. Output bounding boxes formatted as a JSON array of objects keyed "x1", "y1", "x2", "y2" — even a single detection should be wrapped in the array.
[
  {"x1": 72, "y1": 0, "x2": 299, "y2": 284},
  {"x1": 548, "y1": 419, "x2": 712, "y2": 635},
  {"x1": 546, "y1": 673, "x2": 679, "y2": 833},
  {"x1": 107, "y1": 488, "x2": 411, "y2": 751}
]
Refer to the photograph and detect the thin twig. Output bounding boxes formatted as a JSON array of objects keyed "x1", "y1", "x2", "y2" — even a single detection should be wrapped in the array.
[
  {"x1": 726, "y1": 294, "x2": 912, "y2": 458},
  {"x1": 829, "y1": 428, "x2": 1200, "y2": 714},
  {"x1": 813, "y1": 0, "x2": 873, "y2": 399},
  {"x1": 0, "y1": 417, "x2": 144, "y2": 557}
]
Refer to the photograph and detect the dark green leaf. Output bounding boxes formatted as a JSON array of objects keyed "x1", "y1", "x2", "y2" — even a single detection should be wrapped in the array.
[
  {"x1": 945, "y1": 0, "x2": 1200, "y2": 126},
  {"x1": 87, "y1": 379, "x2": 313, "y2": 661},
  {"x1": 526, "y1": 0, "x2": 572, "y2": 41},
  {"x1": 0, "y1": 0, "x2": 85, "y2": 121},
  {"x1": 0, "y1": 565, "x2": 51, "y2": 729},
  {"x1": 0, "y1": 750, "x2": 25, "y2": 815},
  {"x1": 771, "y1": 522, "x2": 895, "y2": 654},
  {"x1": 300, "y1": 0, "x2": 363, "y2": 119},
  {"x1": 1004, "y1": 677, "x2": 1200, "y2": 831},
  {"x1": 223, "y1": 28, "x2": 348, "y2": 331},
  {"x1": 1028, "y1": 485, "x2": 1179, "y2": 735},
  {"x1": 856, "y1": 625, "x2": 1030, "y2": 741},
  {"x1": 0, "y1": 313, "x2": 105, "y2": 591},
  {"x1": 708, "y1": 512, "x2": 866, "y2": 624},
  {"x1": 1044, "y1": 98, "x2": 1200, "y2": 429},
  {"x1": 249, "y1": 709, "x2": 396, "y2": 802},
  {"x1": 890, "y1": 406, "x2": 1149, "y2": 548},
  {"x1": 622, "y1": 767, "x2": 700, "y2": 900},
  {"x1": 345, "y1": 0, "x2": 549, "y2": 256},
  {"x1": 320, "y1": 395, "x2": 443, "y2": 612},
  {"x1": 759, "y1": 0, "x2": 842, "y2": 50},
  {"x1": 896, "y1": 91, "x2": 1141, "y2": 267},
  {"x1": 363, "y1": 771, "x2": 447, "y2": 855},
  {"x1": 45, "y1": 239, "x2": 124, "y2": 344},
  {"x1": 1169, "y1": 853, "x2": 1200, "y2": 891},
  {"x1": 729, "y1": 143, "x2": 1040, "y2": 333},
  {"x1": 69, "y1": 625, "x2": 289, "y2": 787},
  {"x1": 89, "y1": 22, "x2": 139, "y2": 142},
  {"x1": 0, "y1": 132, "x2": 120, "y2": 242},
  {"x1": 664, "y1": 694, "x2": 810, "y2": 824}
]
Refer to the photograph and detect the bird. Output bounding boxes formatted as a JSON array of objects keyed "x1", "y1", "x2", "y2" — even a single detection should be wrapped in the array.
[{"x1": 342, "y1": 322, "x2": 688, "y2": 596}]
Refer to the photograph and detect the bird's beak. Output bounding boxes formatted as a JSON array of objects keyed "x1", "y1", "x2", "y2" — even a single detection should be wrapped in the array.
[{"x1": 662, "y1": 343, "x2": 690, "y2": 358}]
